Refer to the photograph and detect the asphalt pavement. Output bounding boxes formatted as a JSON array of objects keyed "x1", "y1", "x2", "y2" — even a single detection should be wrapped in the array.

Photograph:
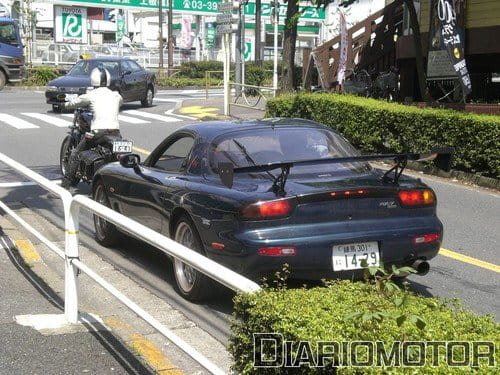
[{"x1": 0, "y1": 88, "x2": 499, "y2": 373}]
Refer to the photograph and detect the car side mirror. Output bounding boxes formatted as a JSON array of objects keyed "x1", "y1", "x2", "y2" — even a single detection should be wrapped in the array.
[
  {"x1": 119, "y1": 153, "x2": 140, "y2": 169},
  {"x1": 121, "y1": 70, "x2": 132, "y2": 77}
]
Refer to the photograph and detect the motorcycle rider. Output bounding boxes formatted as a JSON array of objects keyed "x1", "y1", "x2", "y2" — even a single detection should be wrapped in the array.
[{"x1": 61, "y1": 66, "x2": 123, "y2": 189}]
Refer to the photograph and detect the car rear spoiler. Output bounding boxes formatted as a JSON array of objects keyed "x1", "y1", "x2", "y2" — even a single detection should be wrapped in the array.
[{"x1": 218, "y1": 147, "x2": 454, "y2": 195}]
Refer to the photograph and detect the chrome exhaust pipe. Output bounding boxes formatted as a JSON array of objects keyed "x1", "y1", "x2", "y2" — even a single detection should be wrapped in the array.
[{"x1": 412, "y1": 260, "x2": 430, "y2": 276}]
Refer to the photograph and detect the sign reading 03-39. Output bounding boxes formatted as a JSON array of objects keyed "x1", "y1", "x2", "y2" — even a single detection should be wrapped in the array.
[{"x1": 55, "y1": 6, "x2": 88, "y2": 44}]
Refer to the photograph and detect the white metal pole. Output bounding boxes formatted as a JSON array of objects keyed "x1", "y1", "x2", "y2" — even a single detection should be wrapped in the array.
[
  {"x1": 272, "y1": 0, "x2": 279, "y2": 96},
  {"x1": 64, "y1": 200, "x2": 80, "y2": 323},
  {"x1": 241, "y1": 5, "x2": 245, "y2": 87},
  {"x1": 224, "y1": 32, "x2": 230, "y2": 115}
]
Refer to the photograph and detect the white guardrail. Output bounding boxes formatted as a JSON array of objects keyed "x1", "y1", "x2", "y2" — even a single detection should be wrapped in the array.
[{"x1": 0, "y1": 151, "x2": 261, "y2": 375}]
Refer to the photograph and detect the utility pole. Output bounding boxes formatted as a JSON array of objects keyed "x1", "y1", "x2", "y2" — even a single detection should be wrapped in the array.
[
  {"x1": 167, "y1": 0, "x2": 173, "y2": 76},
  {"x1": 255, "y1": 0, "x2": 261, "y2": 65},
  {"x1": 159, "y1": 0, "x2": 164, "y2": 74}
]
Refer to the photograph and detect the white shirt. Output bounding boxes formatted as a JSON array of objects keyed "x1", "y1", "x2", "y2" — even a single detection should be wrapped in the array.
[{"x1": 67, "y1": 87, "x2": 123, "y2": 131}]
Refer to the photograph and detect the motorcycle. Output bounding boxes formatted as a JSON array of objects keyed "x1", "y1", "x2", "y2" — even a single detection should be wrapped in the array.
[{"x1": 60, "y1": 107, "x2": 133, "y2": 186}]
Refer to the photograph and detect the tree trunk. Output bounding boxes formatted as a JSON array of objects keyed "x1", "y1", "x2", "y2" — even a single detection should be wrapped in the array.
[
  {"x1": 281, "y1": 0, "x2": 299, "y2": 91},
  {"x1": 404, "y1": 0, "x2": 428, "y2": 101}
]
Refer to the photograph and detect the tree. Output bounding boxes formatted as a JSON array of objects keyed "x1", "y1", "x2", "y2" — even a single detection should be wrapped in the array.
[
  {"x1": 281, "y1": 0, "x2": 300, "y2": 91},
  {"x1": 281, "y1": 0, "x2": 344, "y2": 91}
]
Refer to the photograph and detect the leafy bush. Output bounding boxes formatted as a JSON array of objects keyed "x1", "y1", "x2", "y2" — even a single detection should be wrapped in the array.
[
  {"x1": 22, "y1": 67, "x2": 63, "y2": 86},
  {"x1": 230, "y1": 279, "x2": 500, "y2": 374},
  {"x1": 266, "y1": 93, "x2": 500, "y2": 178},
  {"x1": 177, "y1": 60, "x2": 224, "y2": 78},
  {"x1": 157, "y1": 76, "x2": 222, "y2": 88}
]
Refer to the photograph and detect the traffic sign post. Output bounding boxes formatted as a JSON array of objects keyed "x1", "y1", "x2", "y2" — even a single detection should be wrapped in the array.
[{"x1": 217, "y1": 0, "x2": 240, "y2": 115}]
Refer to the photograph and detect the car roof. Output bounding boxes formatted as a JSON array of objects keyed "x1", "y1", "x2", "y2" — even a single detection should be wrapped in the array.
[
  {"x1": 181, "y1": 118, "x2": 330, "y2": 141},
  {"x1": 83, "y1": 56, "x2": 134, "y2": 62}
]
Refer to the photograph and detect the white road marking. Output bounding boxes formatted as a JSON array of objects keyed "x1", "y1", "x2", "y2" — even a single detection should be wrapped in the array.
[
  {"x1": 123, "y1": 110, "x2": 181, "y2": 122},
  {"x1": 22, "y1": 113, "x2": 72, "y2": 128},
  {"x1": 61, "y1": 114, "x2": 74, "y2": 118},
  {"x1": 153, "y1": 98, "x2": 181, "y2": 103},
  {"x1": 0, "y1": 113, "x2": 39, "y2": 129},
  {"x1": 164, "y1": 109, "x2": 196, "y2": 120},
  {"x1": 60, "y1": 112, "x2": 149, "y2": 124},
  {"x1": 118, "y1": 114, "x2": 150, "y2": 124}
]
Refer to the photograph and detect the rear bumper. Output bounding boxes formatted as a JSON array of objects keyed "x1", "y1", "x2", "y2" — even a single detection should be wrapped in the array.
[{"x1": 207, "y1": 216, "x2": 443, "y2": 280}]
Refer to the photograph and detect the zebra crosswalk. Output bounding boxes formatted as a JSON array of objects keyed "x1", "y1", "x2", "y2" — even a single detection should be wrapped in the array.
[{"x1": 0, "y1": 108, "x2": 184, "y2": 131}]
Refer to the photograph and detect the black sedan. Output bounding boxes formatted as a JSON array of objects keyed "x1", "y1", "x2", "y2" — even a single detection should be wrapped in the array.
[
  {"x1": 91, "y1": 119, "x2": 453, "y2": 300},
  {"x1": 45, "y1": 57, "x2": 156, "y2": 112}
]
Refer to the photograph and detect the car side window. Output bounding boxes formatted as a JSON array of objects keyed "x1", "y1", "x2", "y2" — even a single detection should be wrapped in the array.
[
  {"x1": 153, "y1": 136, "x2": 195, "y2": 172},
  {"x1": 120, "y1": 61, "x2": 128, "y2": 73},
  {"x1": 129, "y1": 61, "x2": 143, "y2": 73}
]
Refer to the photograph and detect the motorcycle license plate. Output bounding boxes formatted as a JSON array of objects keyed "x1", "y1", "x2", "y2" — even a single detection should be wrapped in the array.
[{"x1": 112, "y1": 141, "x2": 133, "y2": 153}]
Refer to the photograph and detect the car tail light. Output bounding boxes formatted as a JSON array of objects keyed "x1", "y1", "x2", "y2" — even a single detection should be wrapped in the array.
[
  {"x1": 242, "y1": 199, "x2": 295, "y2": 219},
  {"x1": 258, "y1": 247, "x2": 297, "y2": 256},
  {"x1": 413, "y1": 233, "x2": 441, "y2": 245},
  {"x1": 398, "y1": 189, "x2": 435, "y2": 207}
]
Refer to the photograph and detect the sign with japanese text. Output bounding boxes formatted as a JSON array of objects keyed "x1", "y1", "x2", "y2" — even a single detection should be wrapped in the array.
[
  {"x1": 244, "y1": 2, "x2": 325, "y2": 21},
  {"x1": 56, "y1": 0, "x2": 220, "y2": 15},
  {"x1": 54, "y1": 0, "x2": 325, "y2": 19},
  {"x1": 427, "y1": 0, "x2": 471, "y2": 94},
  {"x1": 54, "y1": 6, "x2": 88, "y2": 44}
]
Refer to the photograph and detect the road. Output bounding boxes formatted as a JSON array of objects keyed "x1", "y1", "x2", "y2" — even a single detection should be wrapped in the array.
[{"x1": 0, "y1": 89, "x2": 498, "y2": 349}]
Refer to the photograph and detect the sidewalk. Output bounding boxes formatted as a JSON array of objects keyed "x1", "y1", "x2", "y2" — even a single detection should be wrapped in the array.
[
  {"x1": 0, "y1": 228, "x2": 153, "y2": 375},
  {"x1": 0, "y1": 203, "x2": 231, "y2": 375},
  {"x1": 177, "y1": 96, "x2": 266, "y2": 121}
]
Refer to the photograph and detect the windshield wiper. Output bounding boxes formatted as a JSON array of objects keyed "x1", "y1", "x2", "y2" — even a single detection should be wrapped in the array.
[{"x1": 231, "y1": 139, "x2": 279, "y2": 190}]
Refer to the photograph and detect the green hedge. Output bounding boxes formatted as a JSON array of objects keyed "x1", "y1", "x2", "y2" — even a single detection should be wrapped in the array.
[
  {"x1": 157, "y1": 76, "x2": 222, "y2": 88},
  {"x1": 22, "y1": 67, "x2": 64, "y2": 86},
  {"x1": 230, "y1": 280, "x2": 500, "y2": 374},
  {"x1": 265, "y1": 93, "x2": 500, "y2": 178}
]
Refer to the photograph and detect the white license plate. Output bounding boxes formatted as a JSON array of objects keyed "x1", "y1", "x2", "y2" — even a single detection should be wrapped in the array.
[
  {"x1": 112, "y1": 141, "x2": 133, "y2": 153},
  {"x1": 65, "y1": 94, "x2": 78, "y2": 101},
  {"x1": 332, "y1": 241, "x2": 380, "y2": 271}
]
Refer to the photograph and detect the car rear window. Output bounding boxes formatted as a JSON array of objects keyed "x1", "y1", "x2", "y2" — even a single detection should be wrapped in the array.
[
  {"x1": 68, "y1": 60, "x2": 120, "y2": 77},
  {"x1": 210, "y1": 127, "x2": 370, "y2": 178}
]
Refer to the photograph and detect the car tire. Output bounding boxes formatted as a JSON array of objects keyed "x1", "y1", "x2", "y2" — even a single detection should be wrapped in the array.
[
  {"x1": 59, "y1": 136, "x2": 79, "y2": 186},
  {"x1": 173, "y1": 215, "x2": 215, "y2": 301},
  {"x1": 52, "y1": 104, "x2": 62, "y2": 113},
  {"x1": 93, "y1": 183, "x2": 123, "y2": 247},
  {"x1": 0, "y1": 70, "x2": 6, "y2": 91},
  {"x1": 141, "y1": 86, "x2": 154, "y2": 107}
]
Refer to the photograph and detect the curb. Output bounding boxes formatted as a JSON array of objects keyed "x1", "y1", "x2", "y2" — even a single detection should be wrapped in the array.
[
  {"x1": 406, "y1": 161, "x2": 500, "y2": 191},
  {"x1": 3, "y1": 85, "x2": 47, "y2": 91}
]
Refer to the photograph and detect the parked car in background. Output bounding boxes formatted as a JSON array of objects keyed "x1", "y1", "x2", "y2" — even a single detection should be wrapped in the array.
[
  {"x1": 41, "y1": 43, "x2": 81, "y2": 64},
  {"x1": 45, "y1": 57, "x2": 155, "y2": 112}
]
